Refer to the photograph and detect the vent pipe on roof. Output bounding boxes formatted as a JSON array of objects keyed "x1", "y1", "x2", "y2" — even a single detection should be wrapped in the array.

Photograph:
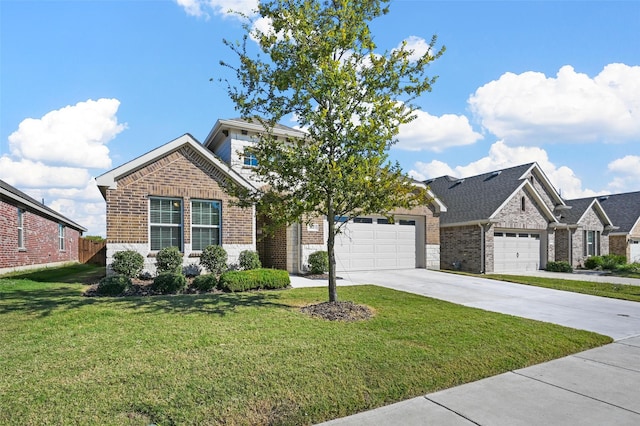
[
  {"x1": 599, "y1": 196, "x2": 609, "y2": 201},
  {"x1": 491, "y1": 170, "x2": 502, "y2": 177}
]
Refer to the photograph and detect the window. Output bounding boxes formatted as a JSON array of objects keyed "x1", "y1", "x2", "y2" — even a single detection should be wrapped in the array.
[
  {"x1": 243, "y1": 149, "x2": 258, "y2": 167},
  {"x1": 353, "y1": 217, "x2": 373, "y2": 224},
  {"x1": 377, "y1": 218, "x2": 393, "y2": 224},
  {"x1": 58, "y1": 224, "x2": 65, "y2": 251},
  {"x1": 150, "y1": 198, "x2": 182, "y2": 251},
  {"x1": 17, "y1": 209, "x2": 25, "y2": 249},
  {"x1": 584, "y1": 230, "x2": 600, "y2": 257},
  {"x1": 334, "y1": 216, "x2": 349, "y2": 223},
  {"x1": 191, "y1": 200, "x2": 221, "y2": 251},
  {"x1": 521, "y1": 196, "x2": 526, "y2": 212},
  {"x1": 399, "y1": 219, "x2": 416, "y2": 226}
]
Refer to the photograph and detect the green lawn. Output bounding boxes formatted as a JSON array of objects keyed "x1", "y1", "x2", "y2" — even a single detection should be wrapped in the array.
[
  {"x1": 0, "y1": 269, "x2": 611, "y2": 425},
  {"x1": 487, "y1": 274, "x2": 640, "y2": 302}
]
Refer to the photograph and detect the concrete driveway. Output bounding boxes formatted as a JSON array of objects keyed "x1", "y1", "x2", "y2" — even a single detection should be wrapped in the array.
[
  {"x1": 290, "y1": 269, "x2": 640, "y2": 425},
  {"x1": 294, "y1": 268, "x2": 640, "y2": 340}
]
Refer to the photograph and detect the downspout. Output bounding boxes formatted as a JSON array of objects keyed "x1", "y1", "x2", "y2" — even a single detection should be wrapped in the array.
[
  {"x1": 479, "y1": 223, "x2": 485, "y2": 274},
  {"x1": 298, "y1": 222, "x2": 304, "y2": 274}
]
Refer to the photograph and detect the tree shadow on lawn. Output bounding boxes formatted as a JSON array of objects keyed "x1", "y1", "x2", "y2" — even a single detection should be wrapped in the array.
[{"x1": 0, "y1": 284, "x2": 293, "y2": 318}]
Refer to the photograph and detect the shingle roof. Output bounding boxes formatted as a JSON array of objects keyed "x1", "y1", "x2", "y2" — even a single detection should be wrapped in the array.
[
  {"x1": 561, "y1": 198, "x2": 594, "y2": 224},
  {"x1": 427, "y1": 163, "x2": 537, "y2": 225},
  {"x1": 568, "y1": 191, "x2": 640, "y2": 234},
  {"x1": 0, "y1": 179, "x2": 87, "y2": 232}
]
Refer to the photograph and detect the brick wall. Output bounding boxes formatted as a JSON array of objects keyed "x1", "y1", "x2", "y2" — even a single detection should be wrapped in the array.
[
  {"x1": 105, "y1": 146, "x2": 254, "y2": 274},
  {"x1": 440, "y1": 225, "x2": 482, "y2": 273},
  {"x1": 256, "y1": 216, "x2": 288, "y2": 270},
  {"x1": 555, "y1": 229, "x2": 571, "y2": 263},
  {"x1": 609, "y1": 235, "x2": 627, "y2": 259},
  {"x1": 0, "y1": 199, "x2": 80, "y2": 270}
]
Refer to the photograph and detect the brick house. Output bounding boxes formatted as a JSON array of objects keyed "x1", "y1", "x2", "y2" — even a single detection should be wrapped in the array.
[
  {"x1": 586, "y1": 192, "x2": 640, "y2": 263},
  {"x1": 1, "y1": 179, "x2": 86, "y2": 274},
  {"x1": 428, "y1": 163, "x2": 569, "y2": 273},
  {"x1": 97, "y1": 119, "x2": 446, "y2": 275},
  {"x1": 557, "y1": 197, "x2": 615, "y2": 268},
  {"x1": 96, "y1": 134, "x2": 256, "y2": 274}
]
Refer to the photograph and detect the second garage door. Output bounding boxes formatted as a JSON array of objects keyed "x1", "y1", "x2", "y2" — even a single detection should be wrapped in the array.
[
  {"x1": 630, "y1": 239, "x2": 640, "y2": 263},
  {"x1": 334, "y1": 217, "x2": 417, "y2": 272},
  {"x1": 494, "y1": 231, "x2": 541, "y2": 273}
]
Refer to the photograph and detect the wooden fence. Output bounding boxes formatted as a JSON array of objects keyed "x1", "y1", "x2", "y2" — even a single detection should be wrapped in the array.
[{"x1": 79, "y1": 238, "x2": 107, "y2": 266}]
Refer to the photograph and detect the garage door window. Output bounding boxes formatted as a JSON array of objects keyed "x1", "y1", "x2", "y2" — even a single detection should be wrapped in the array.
[
  {"x1": 353, "y1": 217, "x2": 373, "y2": 224},
  {"x1": 399, "y1": 219, "x2": 416, "y2": 226}
]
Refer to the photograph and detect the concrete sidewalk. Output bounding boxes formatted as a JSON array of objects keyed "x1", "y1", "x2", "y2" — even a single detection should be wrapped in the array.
[
  {"x1": 290, "y1": 269, "x2": 640, "y2": 425},
  {"x1": 319, "y1": 336, "x2": 640, "y2": 425}
]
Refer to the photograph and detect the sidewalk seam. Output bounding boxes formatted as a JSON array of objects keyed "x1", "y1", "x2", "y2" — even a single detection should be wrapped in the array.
[
  {"x1": 422, "y1": 395, "x2": 483, "y2": 425},
  {"x1": 512, "y1": 370, "x2": 640, "y2": 416}
]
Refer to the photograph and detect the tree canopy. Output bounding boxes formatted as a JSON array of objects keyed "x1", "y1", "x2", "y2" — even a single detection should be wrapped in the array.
[{"x1": 221, "y1": 0, "x2": 444, "y2": 302}]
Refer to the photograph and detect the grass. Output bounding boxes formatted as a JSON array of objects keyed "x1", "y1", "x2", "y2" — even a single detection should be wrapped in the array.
[
  {"x1": 0, "y1": 268, "x2": 611, "y2": 425},
  {"x1": 486, "y1": 274, "x2": 640, "y2": 302},
  {"x1": 0, "y1": 262, "x2": 105, "y2": 284}
]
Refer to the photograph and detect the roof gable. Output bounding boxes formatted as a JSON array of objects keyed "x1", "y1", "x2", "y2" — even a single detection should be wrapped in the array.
[
  {"x1": 0, "y1": 179, "x2": 87, "y2": 232},
  {"x1": 563, "y1": 198, "x2": 614, "y2": 228},
  {"x1": 427, "y1": 162, "x2": 560, "y2": 225},
  {"x1": 576, "y1": 191, "x2": 640, "y2": 234},
  {"x1": 95, "y1": 134, "x2": 255, "y2": 199},
  {"x1": 203, "y1": 118, "x2": 307, "y2": 153}
]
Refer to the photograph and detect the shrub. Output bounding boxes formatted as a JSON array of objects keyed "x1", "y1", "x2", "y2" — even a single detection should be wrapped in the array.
[
  {"x1": 200, "y1": 245, "x2": 228, "y2": 275},
  {"x1": 191, "y1": 274, "x2": 219, "y2": 292},
  {"x1": 616, "y1": 262, "x2": 640, "y2": 273},
  {"x1": 601, "y1": 254, "x2": 626, "y2": 270},
  {"x1": 584, "y1": 256, "x2": 603, "y2": 270},
  {"x1": 238, "y1": 250, "x2": 261, "y2": 270},
  {"x1": 111, "y1": 250, "x2": 145, "y2": 278},
  {"x1": 545, "y1": 261, "x2": 573, "y2": 273},
  {"x1": 218, "y1": 269, "x2": 290, "y2": 292},
  {"x1": 152, "y1": 272, "x2": 187, "y2": 294},
  {"x1": 96, "y1": 275, "x2": 131, "y2": 296},
  {"x1": 156, "y1": 246, "x2": 183, "y2": 274},
  {"x1": 308, "y1": 251, "x2": 329, "y2": 274}
]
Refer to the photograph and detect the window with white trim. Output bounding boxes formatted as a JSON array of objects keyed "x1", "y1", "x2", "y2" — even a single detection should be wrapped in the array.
[
  {"x1": 150, "y1": 197, "x2": 183, "y2": 251},
  {"x1": 191, "y1": 200, "x2": 221, "y2": 251},
  {"x1": 17, "y1": 209, "x2": 25, "y2": 249},
  {"x1": 584, "y1": 230, "x2": 600, "y2": 257},
  {"x1": 243, "y1": 149, "x2": 258, "y2": 167},
  {"x1": 58, "y1": 224, "x2": 65, "y2": 251}
]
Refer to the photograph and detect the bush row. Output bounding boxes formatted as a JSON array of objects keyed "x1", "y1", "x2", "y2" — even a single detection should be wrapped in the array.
[
  {"x1": 584, "y1": 254, "x2": 627, "y2": 270},
  {"x1": 545, "y1": 261, "x2": 573, "y2": 273}
]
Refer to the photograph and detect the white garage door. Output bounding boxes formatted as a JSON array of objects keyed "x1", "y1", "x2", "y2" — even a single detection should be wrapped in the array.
[
  {"x1": 630, "y1": 240, "x2": 640, "y2": 263},
  {"x1": 494, "y1": 231, "x2": 541, "y2": 273},
  {"x1": 334, "y1": 217, "x2": 417, "y2": 272}
]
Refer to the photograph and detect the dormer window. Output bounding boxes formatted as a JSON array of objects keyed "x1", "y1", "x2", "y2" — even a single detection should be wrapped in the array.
[{"x1": 243, "y1": 149, "x2": 258, "y2": 167}]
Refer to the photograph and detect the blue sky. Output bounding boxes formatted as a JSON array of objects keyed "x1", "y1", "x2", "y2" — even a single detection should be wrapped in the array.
[{"x1": 1, "y1": 0, "x2": 639, "y2": 236}]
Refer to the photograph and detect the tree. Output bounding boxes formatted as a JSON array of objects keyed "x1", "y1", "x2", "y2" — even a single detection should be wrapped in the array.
[{"x1": 220, "y1": 0, "x2": 444, "y2": 302}]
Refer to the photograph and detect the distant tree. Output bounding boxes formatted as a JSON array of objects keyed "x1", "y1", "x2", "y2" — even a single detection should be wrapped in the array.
[
  {"x1": 221, "y1": 0, "x2": 444, "y2": 302},
  {"x1": 84, "y1": 235, "x2": 105, "y2": 243}
]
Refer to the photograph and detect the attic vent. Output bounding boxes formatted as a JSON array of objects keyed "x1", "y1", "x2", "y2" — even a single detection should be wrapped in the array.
[
  {"x1": 424, "y1": 178, "x2": 434, "y2": 185},
  {"x1": 491, "y1": 170, "x2": 502, "y2": 177},
  {"x1": 453, "y1": 178, "x2": 465, "y2": 186}
]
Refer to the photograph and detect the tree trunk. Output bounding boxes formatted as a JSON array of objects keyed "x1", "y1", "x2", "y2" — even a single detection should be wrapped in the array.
[{"x1": 327, "y1": 205, "x2": 338, "y2": 302}]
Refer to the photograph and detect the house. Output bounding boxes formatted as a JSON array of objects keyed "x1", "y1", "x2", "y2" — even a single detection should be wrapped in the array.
[
  {"x1": 557, "y1": 197, "x2": 615, "y2": 267},
  {"x1": 592, "y1": 192, "x2": 640, "y2": 263},
  {"x1": 428, "y1": 163, "x2": 568, "y2": 274},
  {"x1": 0, "y1": 179, "x2": 86, "y2": 274},
  {"x1": 97, "y1": 118, "x2": 446, "y2": 275}
]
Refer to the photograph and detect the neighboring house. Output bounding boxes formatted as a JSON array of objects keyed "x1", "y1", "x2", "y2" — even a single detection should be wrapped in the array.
[
  {"x1": 97, "y1": 118, "x2": 447, "y2": 275},
  {"x1": 427, "y1": 163, "x2": 568, "y2": 274},
  {"x1": 593, "y1": 192, "x2": 640, "y2": 263},
  {"x1": 557, "y1": 197, "x2": 615, "y2": 267},
  {"x1": 0, "y1": 179, "x2": 86, "y2": 274}
]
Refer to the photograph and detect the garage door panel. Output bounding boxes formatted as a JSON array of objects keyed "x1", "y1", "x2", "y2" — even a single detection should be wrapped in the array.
[
  {"x1": 335, "y1": 218, "x2": 417, "y2": 272},
  {"x1": 494, "y1": 231, "x2": 541, "y2": 273}
]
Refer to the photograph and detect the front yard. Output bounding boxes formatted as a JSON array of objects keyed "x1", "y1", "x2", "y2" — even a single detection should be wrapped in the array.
[{"x1": 0, "y1": 267, "x2": 611, "y2": 425}]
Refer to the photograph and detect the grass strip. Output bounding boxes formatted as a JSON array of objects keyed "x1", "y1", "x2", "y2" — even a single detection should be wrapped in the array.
[
  {"x1": 487, "y1": 274, "x2": 640, "y2": 302},
  {"x1": 0, "y1": 277, "x2": 611, "y2": 425}
]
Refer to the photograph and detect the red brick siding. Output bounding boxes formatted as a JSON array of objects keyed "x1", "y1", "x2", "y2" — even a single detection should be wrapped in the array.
[
  {"x1": 256, "y1": 216, "x2": 288, "y2": 269},
  {"x1": 106, "y1": 146, "x2": 253, "y2": 247},
  {"x1": 301, "y1": 216, "x2": 324, "y2": 245},
  {"x1": 440, "y1": 225, "x2": 483, "y2": 273},
  {"x1": 0, "y1": 199, "x2": 80, "y2": 269}
]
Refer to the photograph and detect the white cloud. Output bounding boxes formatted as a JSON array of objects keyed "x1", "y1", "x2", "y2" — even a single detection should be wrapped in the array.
[
  {"x1": 0, "y1": 157, "x2": 91, "y2": 188},
  {"x1": 607, "y1": 155, "x2": 640, "y2": 193},
  {"x1": 394, "y1": 36, "x2": 431, "y2": 62},
  {"x1": 8, "y1": 98, "x2": 125, "y2": 169},
  {"x1": 410, "y1": 141, "x2": 602, "y2": 199},
  {"x1": 176, "y1": 0, "x2": 257, "y2": 19},
  {"x1": 396, "y1": 110, "x2": 483, "y2": 152},
  {"x1": 469, "y1": 63, "x2": 640, "y2": 145}
]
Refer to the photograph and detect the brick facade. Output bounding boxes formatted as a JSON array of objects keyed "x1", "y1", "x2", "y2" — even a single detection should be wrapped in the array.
[
  {"x1": 0, "y1": 199, "x2": 81, "y2": 271},
  {"x1": 104, "y1": 145, "x2": 254, "y2": 273},
  {"x1": 440, "y1": 225, "x2": 483, "y2": 273}
]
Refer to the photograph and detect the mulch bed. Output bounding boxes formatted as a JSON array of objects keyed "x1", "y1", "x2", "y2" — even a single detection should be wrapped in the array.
[{"x1": 300, "y1": 301, "x2": 374, "y2": 322}]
